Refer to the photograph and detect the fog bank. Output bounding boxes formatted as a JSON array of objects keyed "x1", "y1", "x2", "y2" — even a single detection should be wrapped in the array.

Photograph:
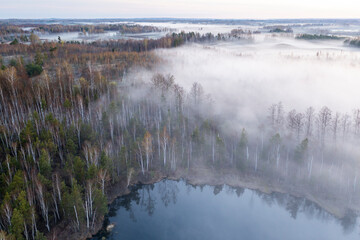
[{"x1": 132, "y1": 38, "x2": 360, "y2": 134}]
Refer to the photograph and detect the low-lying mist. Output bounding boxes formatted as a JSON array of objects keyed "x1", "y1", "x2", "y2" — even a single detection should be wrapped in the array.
[
  {"x1": 124, "y1": 36, "x2": 360, "y2": 215},
  {"x1": 133, "y1": 37, "x2": 360, "y2": 134}
]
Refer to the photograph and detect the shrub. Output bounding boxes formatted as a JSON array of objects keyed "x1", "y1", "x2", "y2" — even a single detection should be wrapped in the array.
[{"x1": 25, "y1": 63, "x2": 43, "y2": 77}]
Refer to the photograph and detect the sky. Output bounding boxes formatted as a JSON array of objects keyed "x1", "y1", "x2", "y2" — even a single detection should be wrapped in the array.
[{"x1": 1, "y1": 0, "x2": 360, "y2": 19}]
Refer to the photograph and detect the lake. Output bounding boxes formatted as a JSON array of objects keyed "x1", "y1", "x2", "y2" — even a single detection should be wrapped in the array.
[{"x1": 91, "y1": 179, "x2": 359, "y2": 240}]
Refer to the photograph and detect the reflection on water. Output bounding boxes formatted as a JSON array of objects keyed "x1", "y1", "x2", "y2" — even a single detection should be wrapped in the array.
[{"x1": 91, "y1": 180, "x2": 359, "y2": 240}]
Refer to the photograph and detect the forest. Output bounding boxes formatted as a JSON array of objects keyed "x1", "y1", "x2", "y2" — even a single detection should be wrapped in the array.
[
  {"x1": 0, "y1": 23, "x2": 360, "y2": 240},
  {"x1": 0, "y1": 28, "x2": 254, "y2": 239},
  {"x1": 295, "y1": 34, "x2": 343, "y2": 40},
  {"x1": 0, "y1": 30, "x2": 196, "y2": 239},
  {"x1": 0, "y1": 23, "x2": 164, "y2": 43}
]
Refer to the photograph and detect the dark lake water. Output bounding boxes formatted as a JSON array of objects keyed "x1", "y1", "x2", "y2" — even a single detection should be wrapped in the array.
[{"x1": 91, "y1": 179, "x2": 359, "y2": 240}]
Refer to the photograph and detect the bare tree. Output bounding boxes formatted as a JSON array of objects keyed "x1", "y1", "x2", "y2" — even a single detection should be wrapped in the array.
[
  {"x1": 305, "y1": 107, "x2": 315, "y2": 138},
  {"x1": 332, "y1": 112, "x2": 340, "y2": 142},
  {"x1": 341, "y1": 114, "x2": 351, "y2": 141},
  {"x1": 268, "y1": 102, "x2": 284, "y2": 133},
  {"x1": 190, "y1": 82, "x2": 204, "y2": 106},
  {"x1": 97, "y1": 169, "x2": 109, "y2": 195},
  {"x1": 160, "y1": 126, "x2": 169, "y2": 166},
  {"x1": 353, "y1": 109, "x2": 360, "y2": 137},
  {"x1": 142, "y1": 131, "x2": 153, "y2": 171},
  {"x1": 35, "y1": 177, "x2": 50, "y2": 231},
  {"x1": 317, "y1": 106, "x2": 332, "y2": 147}
]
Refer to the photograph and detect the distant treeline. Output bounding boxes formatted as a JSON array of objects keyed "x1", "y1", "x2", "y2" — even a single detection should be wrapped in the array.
[
  {"x1": 0, "y1": 24, "x2": 163, "y2": 42},
  {"x1": 262, "y1": 25, "x2": 293, "y2": 33},
  {"x1": 270, "y1": 27, "x2": 293, "y2": 33},
  {"x1": 32, "y1": 24, "x2": 162, "y2": 34},
  {"x1": 344, "y1": 38, "x2": 360, "y2": 47},
  {"x1": 296, "y1": 34, "x2": 343, "y2": 40},
  {"x1": 0, "y1": 31, "x2": 248, "y2": 57}
]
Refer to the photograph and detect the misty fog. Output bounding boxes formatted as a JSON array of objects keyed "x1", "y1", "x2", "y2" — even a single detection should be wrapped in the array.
[
  {"x1": 121, "y1": 34, "x2": 360, "y2": 218},
  {"x1": 132, "y1": 37, "x2": 360, "y2": 134}
]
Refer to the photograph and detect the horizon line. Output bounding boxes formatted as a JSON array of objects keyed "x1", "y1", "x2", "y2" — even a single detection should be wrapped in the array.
[{"x1": 1, "y1": 17, "x2": 360, "y2": 21}]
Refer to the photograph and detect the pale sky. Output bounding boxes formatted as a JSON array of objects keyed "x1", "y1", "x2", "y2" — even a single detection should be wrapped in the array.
[{"x1": 1, "y1": 0, "x2": 360, "y2": 19}]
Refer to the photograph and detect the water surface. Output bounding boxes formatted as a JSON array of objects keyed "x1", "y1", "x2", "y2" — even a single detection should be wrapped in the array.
[{"x1": 92, "y1": 180, "x2": 359, "y2": 240}]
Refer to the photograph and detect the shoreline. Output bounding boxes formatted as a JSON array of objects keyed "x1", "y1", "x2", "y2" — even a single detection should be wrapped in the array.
[{"x1": 80, "y1": 168, "x2": 360, "y2": 239}]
